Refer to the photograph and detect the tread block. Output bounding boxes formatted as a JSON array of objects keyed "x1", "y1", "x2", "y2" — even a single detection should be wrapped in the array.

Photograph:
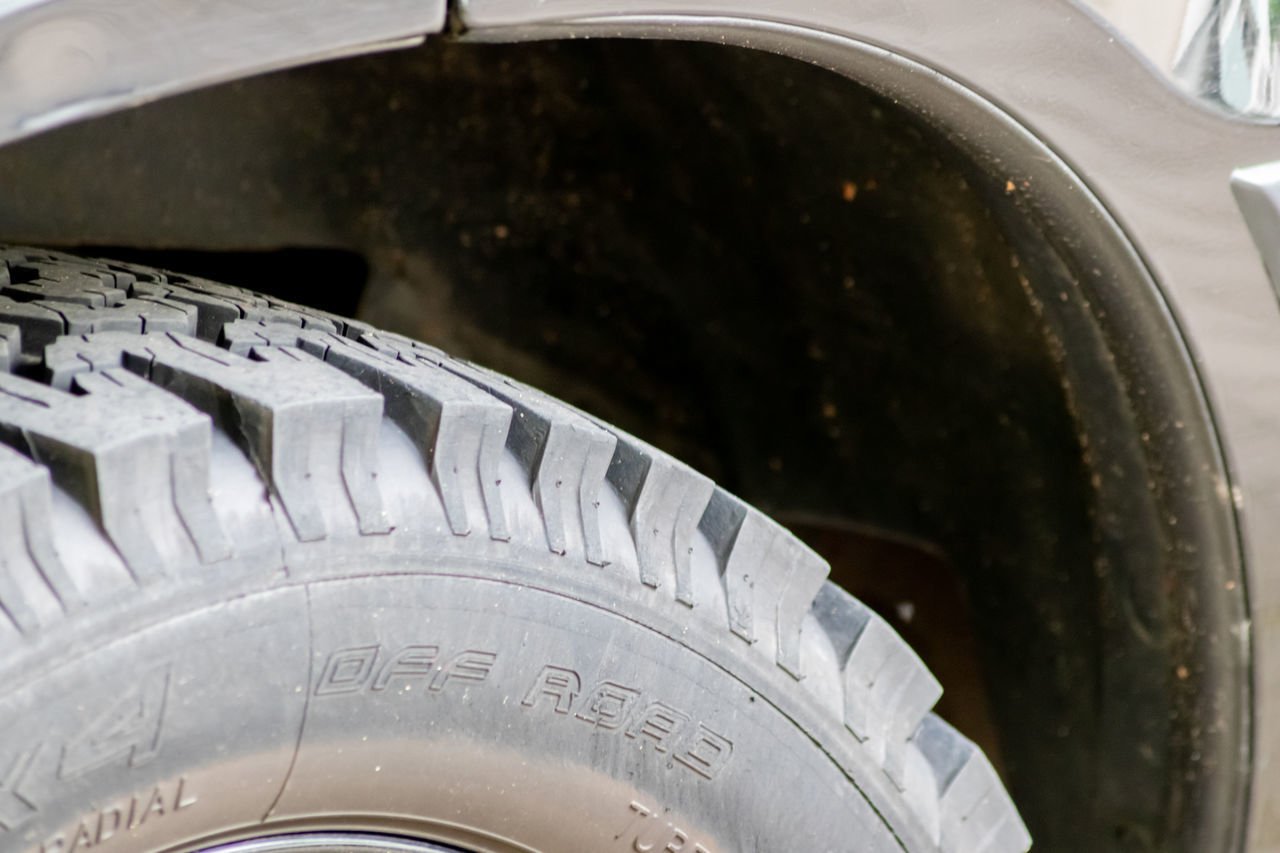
[
  {"x1": 44, "y1": 331, "x2": 390, "y2": 542},
  {"x1": 0, "y1": 324, "x2": 18, "y2": 373},
  {"x1": 813, "y1": 582, "x2": 942, "y2": 789},
  {"x1": 532, "y1": 422, "x2": 615, "y2": 562},
  {"x1": 259, "y1": 299, "x2": 341, "y2": 333},
  {"x1": 0, "y1": 446, "x2": 79, "y2": 635},
  {"x1": 131, "y1": 281, "x2": 243, "y2": 341},
  {"x1": 222, "y1": 320, "x2": 514, "y2": 541},
  {"x1": 608, "y1": 442, "x2": 714, "y2": 603},
  {"x1": 0, "y1": 369, "x2": 230, "y2": 583},
  {"x1": 1, "y1": 259, "x2": 129, "y2": 306},
  {"x1": 3, "y1": 278, "x2": 126, "y2": 308},
  {"x1": 702, "y1": 490, "x2": 830, "y2": 677},
  {"x1": 138, "y1": 276, "x2": 341, "y2": 336},
  {"x1": 917, "y1": 715, "x2": 1031, "y2": 853},
  {"x1": 0, "y1": 297, "x2": 63, "y2": 355},
  {"x1": 57, "y1": 298, "x2": 198, "y2": 338},
  {"x1": 419, "y1": 347, "x2": 617, "y2": 565}
]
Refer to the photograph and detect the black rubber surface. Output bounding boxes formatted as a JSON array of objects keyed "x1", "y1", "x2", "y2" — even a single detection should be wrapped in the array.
[{"x1": 0, "y1": 247, "x2": 1027, "y2": 853}]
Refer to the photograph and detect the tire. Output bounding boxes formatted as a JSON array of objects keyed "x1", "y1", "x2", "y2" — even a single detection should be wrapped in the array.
[{"x1": 0, "y1": 246, "x2": 1027, "y2": 853}]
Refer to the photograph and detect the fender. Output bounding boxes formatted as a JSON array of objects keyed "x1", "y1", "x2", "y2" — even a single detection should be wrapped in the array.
[{"x1": 0, "y1": 0, "x2": 445, "y2": 145}]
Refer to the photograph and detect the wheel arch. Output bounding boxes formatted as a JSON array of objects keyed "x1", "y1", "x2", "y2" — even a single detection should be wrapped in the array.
[{"x1": 0, "y1": 1, "x2": 1272, "y2": 849}]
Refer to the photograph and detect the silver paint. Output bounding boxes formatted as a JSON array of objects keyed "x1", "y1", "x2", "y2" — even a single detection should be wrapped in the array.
[{"x1": 0, "y1": 0, "x2": 446, "y2": 147}]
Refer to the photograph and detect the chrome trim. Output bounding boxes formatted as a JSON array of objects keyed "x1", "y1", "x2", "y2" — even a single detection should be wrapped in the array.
[
  {"x1": 1174, "y1": 0, "x2": 1280, "y2": 118},
  {"x1": 204, "y1": 833, "x2": 466, "y2": 853},
  {"x1": 1232, "y1": 161, "x2": 1280, "y2": 295}
]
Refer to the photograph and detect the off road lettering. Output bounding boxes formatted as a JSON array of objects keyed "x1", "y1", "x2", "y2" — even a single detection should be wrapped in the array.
[
  {"x1": 38, "y1": 777, "x2": 196, "y2": 852},
  {"x1": 315, "y1": 645, "x2": 380, "y2": 695},
  {"x1": 520, "y1": 667, "x2": 735, "y2": 780},
  {"x1": 626, "y1": 702, "x2": 689, "y2": 753},
  {"x1": 672, "y1": 725, "x2": 734, "y2": 780},
  {"x1": 521, "y1": 665, "x2": 581, "y2": 713},
  {"x1": 315, "y1": 643, "x2": 497, "y2": 696},
  {"x1": 372, "y1": 645, "x2": 438, "y2": 691},
  {"x1": 575, "y1": 681, "x2": 641, "y2": 729},
  {"x1": 429, "y1": 650, "x2": 496, "y2": 692}
]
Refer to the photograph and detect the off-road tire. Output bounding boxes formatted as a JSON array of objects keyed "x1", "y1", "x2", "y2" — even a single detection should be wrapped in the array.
[{"x1": 0, "y1": 247, "x2": 1028, "y2": 853}]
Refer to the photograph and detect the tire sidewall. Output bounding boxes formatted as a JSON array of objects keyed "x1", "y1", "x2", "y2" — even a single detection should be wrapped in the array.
[{"x1": 5, "y1": 561, "x2": 912, "y2": 853}]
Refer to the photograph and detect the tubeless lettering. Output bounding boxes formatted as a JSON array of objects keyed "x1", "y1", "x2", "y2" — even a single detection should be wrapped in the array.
[
  {"x1": 615, "y1": 799, "x2": 713, "y2": 853},
  {"x1": 615, "y1": 800, "x2": 652, "y2": 841}
]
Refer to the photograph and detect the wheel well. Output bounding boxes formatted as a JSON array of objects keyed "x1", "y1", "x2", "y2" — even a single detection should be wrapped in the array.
[{"x1": 0, "y1": 36, "x2": 1247, "y2": 853}]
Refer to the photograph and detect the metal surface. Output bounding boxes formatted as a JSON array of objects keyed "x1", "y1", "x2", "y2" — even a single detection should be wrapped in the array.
[
  {"x1": 1174, "y1": 0, "x2": 1280, "y2": 119},
  {"x1": 205, "y1": 835, "x2": 466, "y2": 853},
  {"x1": 0, "y1": 0, "x2": 445, "y2": 147},
  {"x1": 453, "y1": 0, "x2": 1280, "y2": 119},
  {"x1": 0, "y1": 0, "x2": 1270, "y2": 150},
  {"x1": 1232, "y1": 161, "x2": 1280, "y2": 302},
  {"x1": 1075, "y1": 0, "x2": 1280, "y2": 120}
]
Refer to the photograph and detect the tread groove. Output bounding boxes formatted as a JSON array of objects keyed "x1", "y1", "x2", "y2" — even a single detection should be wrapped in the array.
[
  {"x1": 221, "y1": 319, "x2": 514, "y2": 541},
  {"x1": 45, "y1": 330, "x2": 388, "y2": 543},
  {"x1": 0, "y1": 367, "x2": 232, "y2": 584}
]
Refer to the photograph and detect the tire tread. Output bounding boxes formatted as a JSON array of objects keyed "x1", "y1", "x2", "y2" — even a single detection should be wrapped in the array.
[{"x1": 0, "y1": 247, "x2": 1029, "y2": 853}]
